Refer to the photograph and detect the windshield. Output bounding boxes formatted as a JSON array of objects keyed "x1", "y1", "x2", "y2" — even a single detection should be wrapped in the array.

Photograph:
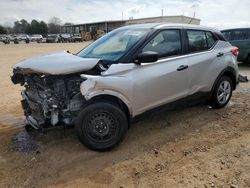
[{"x1": 78, "y1": 29, "x2": 149, "y2": 62}]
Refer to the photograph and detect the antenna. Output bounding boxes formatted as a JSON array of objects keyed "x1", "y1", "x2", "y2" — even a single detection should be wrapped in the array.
[
  {"x1": 188, "y1": 11, "x2": 196, "y2": 24},
  {"x1": 161, "y1": 9, "x2": 164, "y2": 22}
]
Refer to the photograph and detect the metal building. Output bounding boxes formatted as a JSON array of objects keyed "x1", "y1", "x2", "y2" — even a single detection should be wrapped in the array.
[{"x1": 61, "y1": 15, "x2": 200, "y2": 34}]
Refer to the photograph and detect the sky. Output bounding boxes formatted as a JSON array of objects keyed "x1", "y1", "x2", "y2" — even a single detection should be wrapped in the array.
[{"x1": 0, "y1": 0, "x2": 250, "y2": 29}]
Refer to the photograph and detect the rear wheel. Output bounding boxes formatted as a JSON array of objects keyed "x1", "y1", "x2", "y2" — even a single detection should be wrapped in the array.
[
  {"x1": 75, "y1": 102, "x2": 128, "y2": 151},
  {"x1": 209, "y1": 76, "x2": 233, "y2": 108}
]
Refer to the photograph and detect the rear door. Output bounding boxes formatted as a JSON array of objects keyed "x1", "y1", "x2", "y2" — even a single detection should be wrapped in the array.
[{"x1": 184, "y1": 29, "x2": 223, "y2": 94}]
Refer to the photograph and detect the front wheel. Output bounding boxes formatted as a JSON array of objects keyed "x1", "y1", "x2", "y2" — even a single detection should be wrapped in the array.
[
  {"x1": 75, "y1": 102, "x2": 128, "y2": 151},
  {"x1": 209, "y1": 76, "x2": 233, "y2": 108}
]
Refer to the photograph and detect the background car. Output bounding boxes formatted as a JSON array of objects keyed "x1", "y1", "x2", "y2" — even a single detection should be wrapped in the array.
[
  {"x1": 12, "y1": 34, "x2": 32, "y2": 44},
  {"x1": 71, "y1": 34, "x2": 83, "y2": 42},
  {"x1": 31, "y1": 34, "x2": 43, "y2": 43},
  {"x1": 221, "y1": 28, "x2": 250, "y2": 65},
  {"x1": 46, "y1": 34, "x2": 60, "y2": 43},
  {"x1": 59, "y1": 34, "x2": 73, "y2": 42},
  {"x1": 0, "y1": 35, "x2": 10, "y2": 44}
]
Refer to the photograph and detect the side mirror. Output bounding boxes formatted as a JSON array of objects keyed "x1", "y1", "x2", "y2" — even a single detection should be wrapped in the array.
[{"x1": 135, "y1": 51, "x2": 158, "y2": 64}]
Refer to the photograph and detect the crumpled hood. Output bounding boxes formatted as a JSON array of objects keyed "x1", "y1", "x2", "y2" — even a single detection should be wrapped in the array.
[{"x1": 13, "y1": 51, "x2": 100, "y2": 75}]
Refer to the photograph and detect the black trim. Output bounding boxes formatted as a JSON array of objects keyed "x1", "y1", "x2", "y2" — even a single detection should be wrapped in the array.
[
  {"x1": 132, "y1": 92, "x2": 209, "y2": 123},
  {"x1": 181, "y1": 28, "x2": 188, "y2": 54},
  {"x1": 214, "y1": 31, "x2": 227, "y2": 41}
]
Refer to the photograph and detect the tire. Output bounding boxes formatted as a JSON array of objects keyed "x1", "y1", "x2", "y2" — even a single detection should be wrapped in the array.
[
  {"x1": 25, "y1": 124, "x2": 34, "y2": 132},
  {"x1": 209, "y1": 76, "x2": 233, "y2": 108},
  {"x1": 75, "y1": 102, "x2": 128, "y2": 151}
]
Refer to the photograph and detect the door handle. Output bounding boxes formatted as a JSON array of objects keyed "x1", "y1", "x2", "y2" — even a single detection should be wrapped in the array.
[
  {"x1": 177, "y1": 65, "x2": 189, "y2": 71},
  {"x1": 217, "y1": 52, "x2": 224, "y2": 57}
]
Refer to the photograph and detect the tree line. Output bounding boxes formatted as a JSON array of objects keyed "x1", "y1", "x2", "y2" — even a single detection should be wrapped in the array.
[{"x1": 0, "y1": 17, "x2": 73, "y2": 35}]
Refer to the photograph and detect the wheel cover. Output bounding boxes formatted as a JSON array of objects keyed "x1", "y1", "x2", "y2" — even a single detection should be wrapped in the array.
[
  {"x1": 85, "y1": 111, "x2": 117, "y2": 143},
  {"x1": 217, "y1": 80, "x2": 231, "y2": 104}
]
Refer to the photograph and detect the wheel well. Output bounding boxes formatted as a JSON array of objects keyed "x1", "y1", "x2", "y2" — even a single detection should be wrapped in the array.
[
  {"x1": 88, "y1": 95, "x2": 131, "y2": 126},
  {"x1": 222, "y1": 71, "x2": 237, "y2": 90},
  {"x1": 211, "y1": 68, "x2": 237, "y2": 97}
]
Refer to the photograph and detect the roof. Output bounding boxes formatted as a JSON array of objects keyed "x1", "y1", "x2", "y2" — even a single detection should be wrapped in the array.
[{"x1": 126, "y1": 15, "x2": 201, "y2": 22}]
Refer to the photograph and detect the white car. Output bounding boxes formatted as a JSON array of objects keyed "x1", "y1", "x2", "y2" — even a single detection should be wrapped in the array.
[{"x1": 31, "y1": 35, "x2": 43, "y2": 43}]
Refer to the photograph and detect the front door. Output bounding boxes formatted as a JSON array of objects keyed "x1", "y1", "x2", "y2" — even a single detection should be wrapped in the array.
[{"x1": 131, "y1": 29, "x2": 190, "y2": 115}]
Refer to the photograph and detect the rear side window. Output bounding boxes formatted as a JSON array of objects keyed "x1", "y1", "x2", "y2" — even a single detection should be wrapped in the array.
[
  {"x1": 221, "y1": 31, "x2": 231, "y2": 40},
  {"x1": 222, "y1": 29, "x2": 250, "y2": 41},
  {"x1": 206, "y1": 31, "x2": 217, "y2": 48},
  {"x1": 142, "y1": 29, "x2": 182, "y2": 58},
  {"x1": 232, "y1": 30, "x2": 250, "y2": 40},
  {"x1": 187, "y1": 30, "x2": 217, "y2": 53}
]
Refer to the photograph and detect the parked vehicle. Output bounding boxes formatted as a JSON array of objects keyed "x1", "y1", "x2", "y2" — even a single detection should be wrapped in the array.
[
  {"x1": 59, "y1": 34, "x2": 73, "y2": 42},
  {"x1": 221, "y1": 28, "x2": 250, "y2": 64},
  {"x1": 31, "y1": 35, "x2": 43, "y2": 43},
  {"x1": 18, "y1": 34, "x2": 32, "y2": 43},
  {"x1": 72, "y1": 34, "x2": 83, "y2": 42},
  {"x1": 46, "y1": 34, "x2": 60, "y2": 43},
  {"x1": 0, "y1": 35, "x2": 10, "y2": 44},
  {"x1": 12, "y1": 34, "x2": 31, "y2": 44},
  {"x1": 11, "y1": 24, "x2": 239, "y2": 151}
]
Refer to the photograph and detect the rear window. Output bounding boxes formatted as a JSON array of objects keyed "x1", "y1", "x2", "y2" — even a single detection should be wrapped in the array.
[{"x1": 187, "y1": 30, "x2": 217, "y2": 53}]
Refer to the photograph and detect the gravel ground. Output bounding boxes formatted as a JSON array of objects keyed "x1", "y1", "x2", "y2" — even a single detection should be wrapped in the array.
[{"x1": 0, "y1": 43, "x2": 249, "y2": 188}]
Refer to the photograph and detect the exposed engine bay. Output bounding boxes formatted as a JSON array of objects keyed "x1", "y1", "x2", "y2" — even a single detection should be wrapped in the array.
[
  {"x1": 11, "y1": 51, "x2": 111, "y2": 129},
  {"x1": 12, "y1": 73, "x2": 86, "y2": 128}
]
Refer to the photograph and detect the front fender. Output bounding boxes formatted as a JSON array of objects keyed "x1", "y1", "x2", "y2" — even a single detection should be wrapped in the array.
[{"x1": 80, "y1": 75, "x2": 133, "y2": 116}]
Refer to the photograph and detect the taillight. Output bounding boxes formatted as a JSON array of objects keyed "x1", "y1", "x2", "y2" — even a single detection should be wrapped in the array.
[{"x1": 231, "y1": 47, "x2": 239, "y2": 57}]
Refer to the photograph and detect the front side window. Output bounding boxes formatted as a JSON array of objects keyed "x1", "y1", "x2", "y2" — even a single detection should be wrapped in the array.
[
  {"x1": 78, "y1": 29, "x2": 149, "y2": 62},
  {"x1": 142, "y1": 30, "x2": 182, "y2": 58}
]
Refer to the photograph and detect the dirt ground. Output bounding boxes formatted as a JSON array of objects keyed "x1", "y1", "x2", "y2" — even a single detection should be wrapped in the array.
[{"x1": 0, "y1": 43, "x2": 249, "y2": 188}]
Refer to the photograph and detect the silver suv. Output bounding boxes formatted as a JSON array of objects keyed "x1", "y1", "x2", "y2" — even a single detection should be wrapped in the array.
[{"x1": 12, "y1": 24, "x2": 239, "y2": 151}]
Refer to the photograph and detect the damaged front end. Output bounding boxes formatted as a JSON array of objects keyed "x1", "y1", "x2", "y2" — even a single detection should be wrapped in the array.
[
  {"x1": 12, "y1": 72, "x2": 86, "y2": 129},
  {"x1": 11, "y1": 51, "x2": 103, "y2": 129}
]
